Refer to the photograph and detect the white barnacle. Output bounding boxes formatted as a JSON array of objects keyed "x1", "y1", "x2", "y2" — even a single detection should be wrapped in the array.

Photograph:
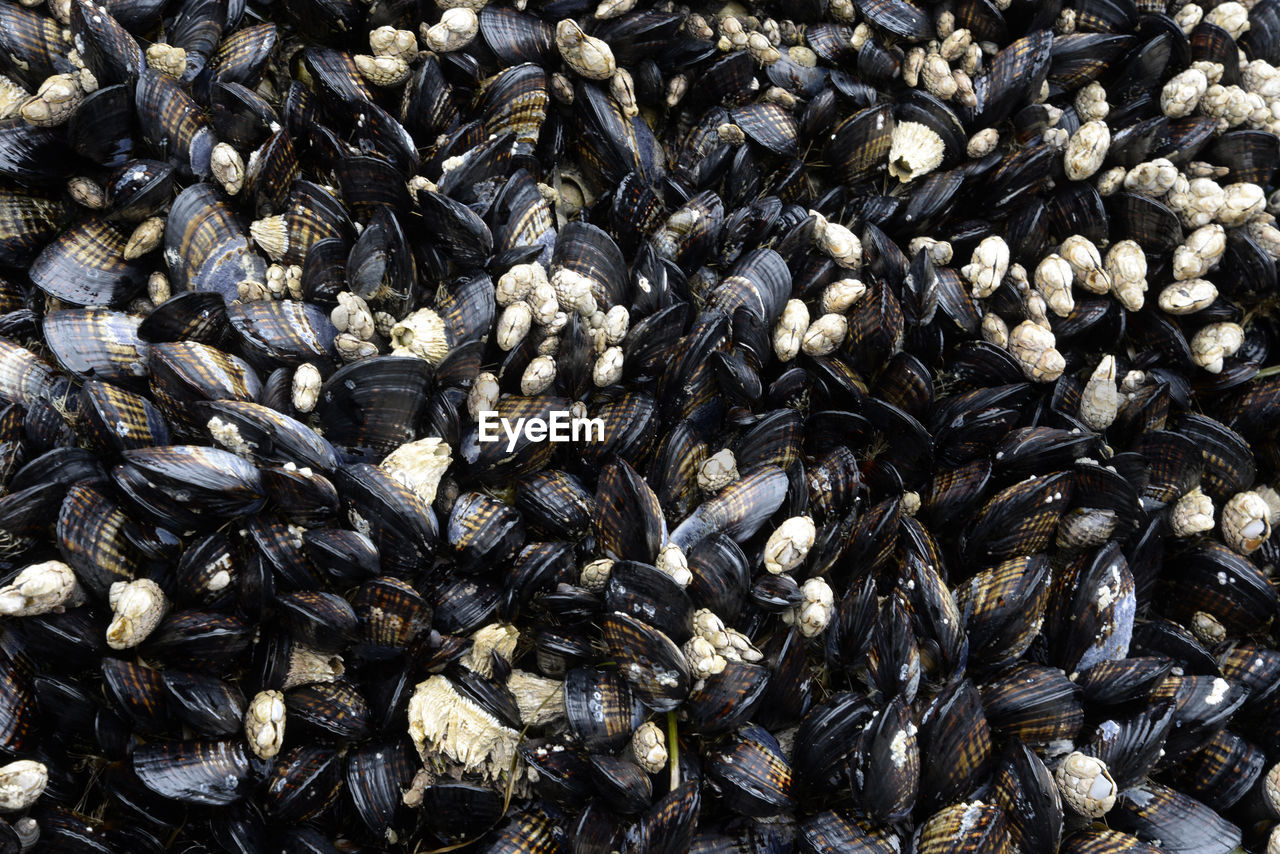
[
  {"x1": 698, "y1": 449, "x2": 739, "y2": 492},
  {"x1": 1059, "y1": 235, "x2": 1111, "y2": 294},
  {"x1": 521, "y1": 355, "x2": 557, "y2": 395},
  {"x1": 1158, "y1": 279, "x2": 1217, "y2": 315},
  {"x1": 813, "y1": 215, "x2": 861, "y2": 269},
  {"x1": 1161, "y1": 68, "x2": 1208, "y2": 118},
  {"x1": 1033, "y1": 253, "x2": 1074, "y2": 317},
  {"x1": 331, "y1": 292, "x2": 376, "y2": 340},
  {"x1": 773, "y1": 298, "x2": 810, "y2": 362},
  {"x1": 207, "y1": 415, "x2": 252, "y2": 458},
  {"x1": 106, "y1": 579, "x2": 168, "y2": 650},
  {"x1": 962, "y1": 235, "x2": 1010, "y2": 298},
  {"x1": 369, "y1": 25, "x2": 419, "y2": 61},
  {"x1": 244, "y1": 690, "x2": 286, "y2": 759},
  {"x1": 921, "y1": 51, "x2": 956, "y2": 100},
  {"x1": 390, "y1": 308, "x2": 450, "y2": 364},
  {"x1": 1221, "y1": 491, "x2": 1272, "y2": 554},
  {"x1": 603, "y1": 305, "x2": 629, "y2": 345},
  {"x1": 593, "y1": 347, "x2": 624, "y2": 387},
  {"x1": 909, "y1": 236, "x2": 953, "y2": 265},
  {"x1": 1054, "y1": 752, "x2": 1117, "y2": 818},
  {"x1": 1063, "y1": 120, "x2": 1110, "y2": 181},
  {"x1": 782, "y1": 577, "x2": 835, "y2": 638},
  {"x1": 1074, "y1": 81, "x2": 1109, "y2": 121},
  {"x1": 981, "y1": 313, "x2": 1008, "y2": 348},
  {"x1": 1173, "y1": 224, "x2": 1227, "y2": 281},
  {"x1": 0, "y1": 761, "x2": 47, "y2": 812},
  {"x1": 821, "y1": 278, "x2": 866, "y2": 314},
  {"x1": 966, "y1": 127, "x2": 1000, "y2": 158},
  {"x1": 527, "y1": 279, "x2": 560, "y2": 326},
  {"x1": 763, "y1": 516, "x2": 816, "y2": 575},
  {"x1": 354, "y1": 53, "x2": 411, "y2": 86},
  {"x1": 250, "y1": 214, "x2": 289, "y2": 262},
  {"x1": 1008, "y1": 320, "x2": 1066, "y2": 383},
  {"x1": 210, "y1": 143, "x2": 245, "y2": 195},
  {"x1": 1104, "y1": 240, "x2": 1147, "y2": 312},
  {"x1": 1205, "y1": 1, "x2": 1250, "y2": 39},
  {"x1": 1172, "y1": 487, "x2": 1216, "y2": 537},
  {"x1": 380, "y1": 437, "x2": 451, "y2": 506},
  {"x1": 579, "y1": 558, "x2": 613, "y2": 593},
  {"x1": 1218, "y1": 182, "x2": 1266, "y2": 227},
  {"x1": 683, "y1": 635, "x2": 726, "y2": 679},
  {"x1": 145, "y1": 43, "x2": 187, "y2": 77},
  {"x1": 1078, "y1": 355, "x2": 1120, "y2": 432},
  {"x1": 123, "y1": 217, "x2": 165, "y2": 260},
  {"x1": 496, "y1": 301, "x2": 533, "y2": 351},
  {"x1": 407, "y1": 675, "x2": 521, "y2": 785},
  {"x1": 496, "y1": 263, "x2": 545, "y2": 306},
  {"x1": 1123, "y1": 158, "x2": 1178, "y2": 196},
  {"x1": 1095, "y1": 166, "x2": 1126, "y2": 196},
  {"x1": 335, "y1": 336, "x2": 375, "y2": 363},
  {"x1": 423, "y1": 7, "x2": 479, "y2": 53},
  {"x1": 467, "y1": 371, "x2": 500, "y2": 422},
  {"x1": 555, "y1": 19, "x2": 615, "y2": 80},
  {"x1": 801, "y1": 313, "x2": 848, "y2": 356},
  {"x1": 887, "y1": 121, "x2": 945, "y2": 183},
  {"x1": 656, "y1": 543, "x2": 691, "y2": 588},
  {"x1": 550, "y1": 268, "x2": 598, "y2": 316},
  {"x1": 291, "y1": 363, "x2": 322, "y2": 413},
  {"x1": 1190, "y1": 321, "x2": 1244, "y2": 374},
  {"x1": 0, "y1": 560, "x2": 84, "y2": 617},
  {"x1": 631, "y1": 721, "x2": 667, "y2": 773}
]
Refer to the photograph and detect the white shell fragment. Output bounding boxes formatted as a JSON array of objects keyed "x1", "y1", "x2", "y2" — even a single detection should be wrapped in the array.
[
  {"x1": 245, "y1": 690, "x2": 286, "y2": 760},
  {"x1": 1221, "y1": 491, "x2": 1272, "y2": 554},
  {"x1": 0, "y1": 560, "x2": 84, "y2": 617},
  {"x1": 1055, "y1": 752, "x2": 1117, "y2": 817},
  {"x1": 887, "y1": 121, "x2": 945, "y2": 183},
  {"x1": 408, "y1": 675, "x2": 521, "y2": 785},
  {"x1": 763, "y1": 516, "x2": 816, "y2": 575},
  {"x1": 106, "y1": 579, "x2": 168, "y2": 650},
  {"x1": 0, "y1": 761, "x2": 47, "y2": 812},
  {"x1": 380, "y1": 437, "x2": 452, "y2": 506}
]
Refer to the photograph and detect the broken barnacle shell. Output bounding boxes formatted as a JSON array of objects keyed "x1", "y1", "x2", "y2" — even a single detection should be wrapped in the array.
[
  {"x1": 380, "y1": 437, "x2": 451, "y2": 506},
  {"x1": 0, "y1": 560, "x2": 84, "y2": 616},
  {"x1": 887, "y1": 121, "x2": 945, "y2": 183},
  {"x1": 698, "y1": 449, "x2": 739, "y2": 493},
  {"x1": 106, "y1": 578, "x2": 167, "y2": 649},
  {"x1": 407, "y1": 674, "x2": 521, "y2": 786}
]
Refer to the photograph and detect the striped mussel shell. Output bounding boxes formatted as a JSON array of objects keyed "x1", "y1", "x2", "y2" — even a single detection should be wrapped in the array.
[
  {"x1": 475, "y1": 63, "x2": 549, "y2": 148},
  {"x1": 135, "y1": 69, "x2": 215, "y2": 178},
  {"x1": 0, "y1": 338, "x2": 61, "y2": 407},
  {"x1": 563, "y1": 667, "x2": 646, "y2": 752},
  {"x1": 29, "y1": 218, "x2": 148, "y2": 306},
  {"x1": 914, "y1": 801, "x2": 1014, "y2": 854},
  {"x1": 979, "y1": 663, "x2": 1084, "y2": 749},
  {"x1": 208, "y1": 22, "x2": 277, "y2": 90},
  {"x1": 227, "y1": 300, "x2": 337, "y2": 366},
  {"x1": 148, "y1": 341, "x2": 262, "y2": 429},
  {"x1": 0, "y1": 186, "x2": 70, "y2": 266},
  {"x1": 165, "y1": 184, "x2": 266, "y2": 302},
  {"x1": 133, "y1": 740, "x2": 257, "y2": 806},
  {"x1": 55, "y1": 483, "x2": 138, "y2": 596},
  {"x1": 602, "y1": 611, "x2": 690, "y2": 713},
  {"x1": 353, "y1": 577, "x2": 431, "y2": 651},
  {"x1": 0, "y1": 3, "x2": 71, "y2": 88},
  {"x1": 43, "y1": 309, "x2": 148, "y2": 386}
]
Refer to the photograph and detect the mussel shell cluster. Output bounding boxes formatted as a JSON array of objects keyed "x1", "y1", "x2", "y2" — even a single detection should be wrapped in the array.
[{"x1": 2, "y1": 0, "x2": 1280, "y2": 850}]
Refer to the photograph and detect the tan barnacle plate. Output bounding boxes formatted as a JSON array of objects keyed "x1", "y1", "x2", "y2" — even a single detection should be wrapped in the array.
[
  {"x1": 408, "y1": 675, "x2": 521, "y2": 786},
  {"x1": 631, "y1": 721, "x2": 667, "y2": 774},
  {"x1": 379, "y1": 437, "x2": 451, "y2": 506},
  {"x1": 106, "y1": 578, "x2": 167, "y2": 649},
  {"x1": 0, "y1": 761, "x2": 47, "y2": 811},
  {"x1": 0, "y1": 560, "x2": 84, "y2": 616},
  {"x1": 245, "y1": 689, "x2": 286, "y2": 760}
]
